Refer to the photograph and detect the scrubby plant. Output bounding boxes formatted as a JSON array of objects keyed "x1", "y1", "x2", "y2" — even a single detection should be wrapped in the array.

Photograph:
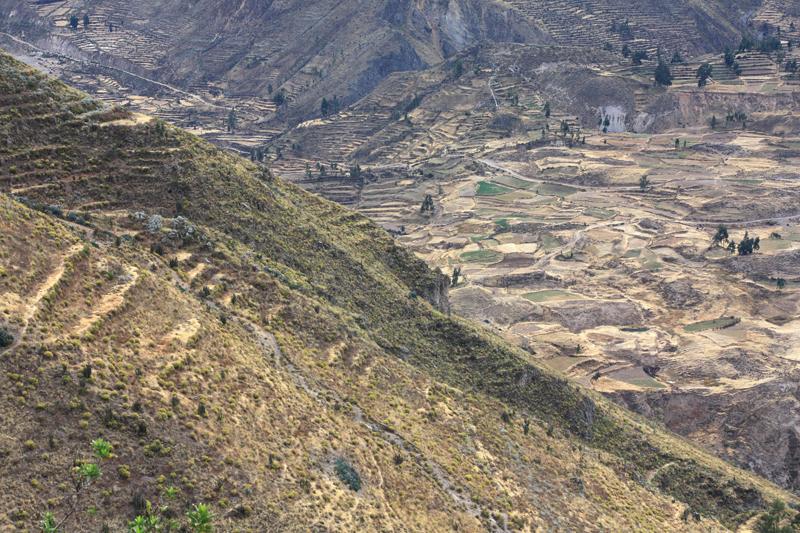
[
  {"x1": 79, "y1": 462, "x2": 101, "y2": 481},
  {"x1": 755, "y1": 499, "x2": 798, "y2": 533},
  {"x1": 40, "y1": 511, "x2": 58, "y2": 533},
  {"x1": 128, "y1": 501, "x2": 162, "y2": 533},
  {"x1": 334, "y1": 458, "x2": 362, "y2": 491},
  {"x1": 91, "y1": 438, "x2": 112, "y2": 459},
  {"x1": 187, "y1": 503, "x2": 214, "y2": 532}
]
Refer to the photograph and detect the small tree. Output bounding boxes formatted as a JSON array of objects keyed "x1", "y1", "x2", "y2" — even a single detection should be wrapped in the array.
[
  {"x1": 710, "y1": 115, "x2": 717, "y2": 129},
  {"x1": 451, "y1": 59, "x2": 464, "y2": 79},
  {"x1": 632, "y1": 50, "x2": 648, "y2": 65},
  {"x1": 321, "y1": 97, "x2": 329, "y2": 116},
  {"x1": 724, "y1": 47, "x2": 735, "y2": 67},
  {"x1": 226, "y1": 108, "x2": 236, "y2": 132},
  {"x1": 543, "y1": 101, "x2": 551, "y2": 118},
  {"x1": 69, "y1": 15, "x2": 79, "y2": 30},
  {"x1": 712, "y1": 225, "x2": 729, "y2": 246},
  {"x1": 451, "y1": 267, "x2": 461, "y2": 287},
  {"x1": 696, "y1": 63, "x2": 713, "y2": 87},
  {"x1": 83, "y1": 14, "x2": 90, "y2": 29},
  {"x1": 654, "y1": 58, "x2": 673, "y2": 86},
  {"x1": 639, "y1": 175, "x2": 651, "y2": 191},
  {"x1": 420, "y1": 194, "x2": 434, "y2": 214}
]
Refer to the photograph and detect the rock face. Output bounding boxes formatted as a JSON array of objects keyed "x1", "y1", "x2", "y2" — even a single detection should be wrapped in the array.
[{"x1": 614, "y1": 377, "x2": 800, "y2": 492}]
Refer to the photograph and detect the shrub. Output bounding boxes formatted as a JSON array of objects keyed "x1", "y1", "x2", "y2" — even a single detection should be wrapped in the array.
[
  {"x1": 0, "y1": 327, "x2": 13, "y2": 348},
  {"x1": 334, "y1": 458, "x2": 362, "y2": 491},
  {"x1": 79, "y1": 462, "x2": 101, "y2": 481},
  {"x1": 40, "y1": 511, "x2": 58, "y2": 533},
  {"x1": 91, "y1": 438, "x2": 112, "y2": 459},
  {"x1": 187, "y1": 503, "x2": 214, "y2": 533}
]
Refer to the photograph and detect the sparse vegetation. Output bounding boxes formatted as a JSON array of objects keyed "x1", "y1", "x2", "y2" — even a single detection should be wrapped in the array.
[{"x1": 0, "y1": 46, "x2": 795, "y2": 533}]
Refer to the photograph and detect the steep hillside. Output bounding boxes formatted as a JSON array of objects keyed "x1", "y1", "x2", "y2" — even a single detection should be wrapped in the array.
[
  {"x1": 0, "y1": 0, "x2": 759, "y2": 128},
  {"x1": 0, "y1": 49, "x2": 797, "y2": 531}
]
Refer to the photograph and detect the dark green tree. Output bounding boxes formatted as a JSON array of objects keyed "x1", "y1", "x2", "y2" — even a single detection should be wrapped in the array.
[
  {"x1": 632, "y1": 50, "x2": 649, "y2": 65},
  {"x1": 420, "y1": 194, "x2": 434, "y2": 214},
  {"x1": 712, "y1": 225, "x2": 729, "y2": 246},
  {"x1": 226, "y1": 108, "x2": 236, "y2": 132},
  {"x1": 696, "y1": 63, "x2": 713, "y2": 87},
  {"x1": 69, "y1": 15, "x2": 79, "y2": 30},
  {"x1": 451, "y1": 267, "x2": 461, "y2": 287},
  {"x1": 724, "y1": 47, "x2": 735, "y2": 67},
  {"x1": 83, "y1": 14, "x2": 90, "y2": 29},
  {"x1": 654, "y1": 58, "x2": 673, "y2": 86},
  {"x1": 321, "y1": 97, "x2": 329, "y2": 116}
]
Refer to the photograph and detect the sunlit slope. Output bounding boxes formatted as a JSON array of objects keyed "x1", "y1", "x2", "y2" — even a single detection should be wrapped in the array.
[{"x1": 0, "y1": 50, "x2": 794, "y2": 531}]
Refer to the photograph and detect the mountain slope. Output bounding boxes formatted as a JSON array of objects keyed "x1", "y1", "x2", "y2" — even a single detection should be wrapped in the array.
[
  {"x1": 0, "y1": 0, "x2": 759, "y2": 126},
  {"x1": 0, "y1": 50, "x2": 795, "y2": 531}
]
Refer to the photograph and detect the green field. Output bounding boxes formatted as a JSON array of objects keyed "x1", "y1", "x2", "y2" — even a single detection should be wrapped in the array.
[
  {"x1": 584, "y1": 207, "x2": 616, "y2": 220},
  {"x1": 460, "y1": 249, "x2": 504, "y2": 263},
  {"x1": 536, "y1": 183, "x2": 578, "y2": 197},
  {"x1": 493, "y1": 174, "x2": 537, "y2": 189},
  {"x1": 684, "y1": 316, "x2": 740, "y2": 333},
  {"x1": 523, "y1": 290, "x2": 583, "y2": 302},
  {"x1": 476, "y1": 181, "x2": 513, "y2": 196}
]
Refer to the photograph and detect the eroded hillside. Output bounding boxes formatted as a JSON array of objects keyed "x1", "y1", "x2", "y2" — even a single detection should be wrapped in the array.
[{"x1": 0, "y1": 50, "x2": 796, "y2": 531}]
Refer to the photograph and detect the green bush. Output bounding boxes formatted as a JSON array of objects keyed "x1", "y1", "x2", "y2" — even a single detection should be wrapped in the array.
[
  {"x1": 187, "y1": 503, "x2": 213, "y2": 532},
  {"x1": 40, "y1": 511, "x2": 58, "y2": 533},
  {"x1": 91, "y1": 438, "x2": 112, "y2": 459},
  {"x1": 334, "y1": 458, "x2": 361, "y2": 491},
  {"x1": 0, "y1": 327, "x2": 13, "y2": 348}
]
